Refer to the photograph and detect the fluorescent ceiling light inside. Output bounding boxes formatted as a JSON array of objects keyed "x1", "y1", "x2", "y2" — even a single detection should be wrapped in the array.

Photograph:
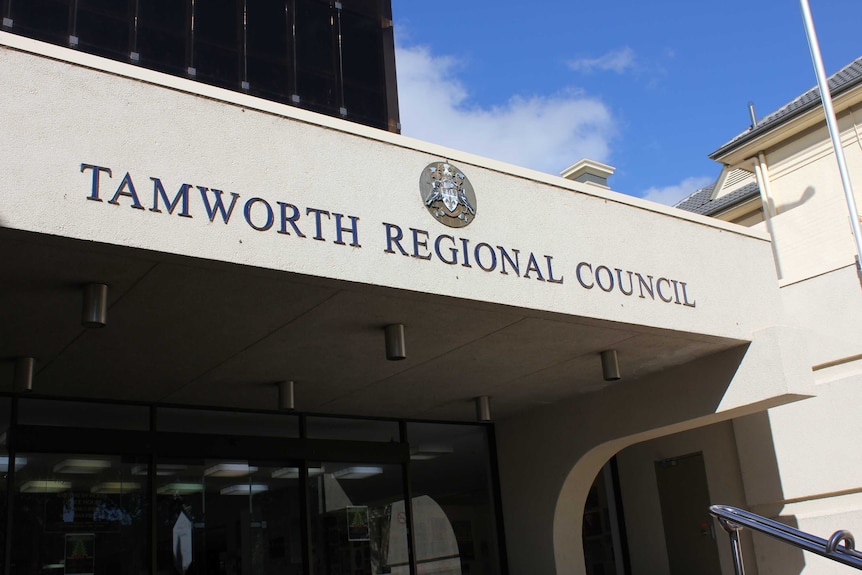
[
  {"x1": 91, "y1": 481, "x2": 142, "y2": 494},
  {"x1": 157, "y1": 482, "x2": 204, "y2": 495},
  {"x1": 53, "y1": 458, "x2": 112, "y2": 474},
  {"x1": 220, "y1": 484, "x2": 268, "y2": 496},
  {"x1": 0, "y1": 456, "x2": 27, "y2": 472},
  {"x1": 409, "y1": 445, "x2": 454, "y2": 461},
  {"x1": 271, "y1": 466, "x2": 324, "y2": 479},
  {"x1": 131, "y1": 464, "x2": 188, "y2": 476},
  {"x1": 204, "y1": 463, "x2": 258, "y2": 477},
  {"x1": 332, "y1": 466, "x2": 383, "y2": 479},
  {"x1": 20, "y1": 480, "x2": 71, "y2": 493}
]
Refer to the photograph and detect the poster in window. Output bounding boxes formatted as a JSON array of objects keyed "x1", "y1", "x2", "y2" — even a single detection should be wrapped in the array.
[
  {"x1": 347, "y1": 506, "x2": 370, "y2": 541},
  {"x1": 65, "y1": 533, "x2": 95, "y2": 575}
]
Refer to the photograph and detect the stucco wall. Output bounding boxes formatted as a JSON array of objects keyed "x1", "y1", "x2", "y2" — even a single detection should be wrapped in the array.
[
  {"x1": 615, "y1": 420, "x2": 755, "y2": 575},
  {"x1": 716, "y1": 93, "x2": 862, "y2": 575},
  {"x1": 0, "y1": 33, "x2": 782, "y2": 342},
  {"x1": 758, "y1": 105, "x2": 862, "y2": 285},
  {"x1": 0, "y1": 34, "x2": 816, "y2": 575},
  {"x1": 496, "y1": 325, "x2": 811, "y2": 575}
]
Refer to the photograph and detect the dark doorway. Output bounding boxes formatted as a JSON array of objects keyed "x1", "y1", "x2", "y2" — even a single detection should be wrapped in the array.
[{"x1": 655, "y1": 453, "x2": 722, "y2": 575}]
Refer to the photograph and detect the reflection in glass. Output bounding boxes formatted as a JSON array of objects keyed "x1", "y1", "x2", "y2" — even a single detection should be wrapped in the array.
[
  {"x1": 11, "y1": 453, "x2": 149, "y2": 575},
  {"x1": 309, "y1": 462, "x2": 406, "y2": 574},
  {"x1": 407, "y1": 423, "x2": 501, "y2": 575},
  {"x1": 155, "y1": 458, "x2": 304, "y2": 575}
]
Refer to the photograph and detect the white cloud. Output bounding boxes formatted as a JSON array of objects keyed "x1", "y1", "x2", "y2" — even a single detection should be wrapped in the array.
[
  {"x1": 395, "y1": 44, "x2": 616, "y2": 175},
  {"x1": 640, "y1": 176, "x2": 714, "y2": 206},
  {"x1": 568, "y1": 47, "x2": 636, "y2": 74}
]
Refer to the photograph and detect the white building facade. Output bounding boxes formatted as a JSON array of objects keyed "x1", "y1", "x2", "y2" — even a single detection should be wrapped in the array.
[
  {"x1": 661, "y1": 56, "x2": 862, "y2": 575},
  {"x1": 0, "y1": 4, "x2": 834, "y2": 574}
]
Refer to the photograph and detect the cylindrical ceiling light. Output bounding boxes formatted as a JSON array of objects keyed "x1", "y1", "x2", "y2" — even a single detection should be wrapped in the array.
[
  {"x1": 277, "y1": 380, "x2": 295, "y2": 411},
  {"x1": 600, "y1": 349, "x2": 621, "y2": 381},
  {"x1": 384, "y1": 324, "x2": 406, "y2": 361},
  {"x1": 475, "y1": 395, "x2": 491, "y2": 422},
  {"x1": 82, "y1": 283, "x2": 108, "y2": 328},
  {"x1": 14, "y1": 357, "x2": 35, "y2": 392}
]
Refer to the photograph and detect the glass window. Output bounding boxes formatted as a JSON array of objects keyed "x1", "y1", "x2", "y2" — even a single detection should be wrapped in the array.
[
  {"x1": 246, "y1": 0, "x2": 291, "y2": 101},
  {"x1": 407, "y1": 423, "x2": 502, "y2": 574},
  {"x1": 8, "y1": 0, "x2": 70, "y2": 45},
  {"x1": 194, "y1": 0, "x2": 240, "y2": 89},
  {"x1": 18, "y1": 399, "x2": 150, "y2": 431},
  {"x1": 294, "y1": 0, "x2": 337, "y2": 115},
  {"x1": 308, "y1": 461, "x2": 405, "y2": 575},
  {"x1": 0, "y1": 397, "x2": 11, "y2": 432},
  {"x1": 340, "y1": 7, "x2": 386, "y2": 129},
  {"x1": 11, "y1": 453, "x2": 149, "y2": 575},
  {"x1": 0, "y1": 397, "x2": 9, "y2": 571},
  {"x1": 157, "y1": 407, "x2": 299, "y2": 437},
  {"x1": 3, "y1": 0, "x2": 397, "y2": 131},
  {"x1": 340, "y1": 0, "x2": 379, "y2": 19},
  {"x1": 137, "y1": 0, "x2": 188, "y2": 75},
  {"x1": 155, "y1": 457, "x2": 304, "y2": 575},
  {"x1": 582, "y1": 461, "x2": 624, "y2": 575},
  {"x1": 306, "y1": 417, "x2": 399, "y2": 443},
  {"x1": 76, "y1": 0, "x2": 130, "y2": 59}
]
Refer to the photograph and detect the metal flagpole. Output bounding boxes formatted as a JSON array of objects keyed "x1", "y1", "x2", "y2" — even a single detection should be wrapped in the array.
[{"x1": 799, "y1": 0, "x2": 862, "y2": 281}]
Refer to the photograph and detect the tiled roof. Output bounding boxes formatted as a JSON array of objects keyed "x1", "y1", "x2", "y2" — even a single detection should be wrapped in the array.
[
  {"x1": 674, "y1": 182, "x2": 760, "y2": 216},
  {"x1": 710, "y1": 56, "x2": 862, "y2": 159}
]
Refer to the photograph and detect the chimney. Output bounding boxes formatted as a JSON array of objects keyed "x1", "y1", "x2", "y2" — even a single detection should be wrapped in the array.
[{"x1": 560, "y1": 159, "x2": 615, "y2": 189}]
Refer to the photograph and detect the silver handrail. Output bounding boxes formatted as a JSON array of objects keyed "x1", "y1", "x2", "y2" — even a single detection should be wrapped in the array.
[{"x1": 710, "y1": 505, "x2": 862, "y2": 574}]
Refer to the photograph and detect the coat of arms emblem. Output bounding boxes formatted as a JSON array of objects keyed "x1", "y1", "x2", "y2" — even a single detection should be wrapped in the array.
[{"x1": 419, "y1": 161, "x2": 477, "y2": 228}]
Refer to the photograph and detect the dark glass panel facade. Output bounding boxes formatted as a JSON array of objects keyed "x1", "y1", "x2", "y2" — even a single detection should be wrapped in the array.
[
  {"x1": 245, "y1": 0, "x2": 291, "y2": 101},
  {"x1": 137, "y1": 0, "x2": 188, "y2": 75},
  {"x1": 18, "y1": 399, "x2": 150, "y2": 431},
  {"x1": 306, "y1": 417, "x2": 399, "y2": 443},
  {"x1": 3, "y1": 0, "x2": 398, "y2": 131},
  {"x1": 8, "y1": 0, "x2": 70, "y2": 45},
  {"x1": 76, "y1": 0, "x2": 130, "y2": 59},
  {"x1": 294, "y1": 0, "x2": 337, "y2": 116},
  {"x1": 157, "y1": 407, "x2": 299, "y2": 437},
  {"x1": 341, "y1": 6, "x2": 386, "y2": 129},
  {"x1": 193, "y1": 0, "x2": 241, "y2": 88}
]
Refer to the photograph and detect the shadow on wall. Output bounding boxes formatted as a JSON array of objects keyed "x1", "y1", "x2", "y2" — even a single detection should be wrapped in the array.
[
  {"x1": 746, "y1": 516, "x2": 805, "y2": 575},
  {"x1": 501, "y1": 333, "x2": 810, "y2": 575},
  {"x1": 731, "y1": 411, "x2": 805, "y2": 575},
  {"x1": 540, "y1": 345, "x2": 755, "y2": 574},
  {"x1": 776, "y1": 186, "x2": 816, "y2": 215},
  {"x1": 765, "y1": 185, "x2": 814, "y2": 285}
]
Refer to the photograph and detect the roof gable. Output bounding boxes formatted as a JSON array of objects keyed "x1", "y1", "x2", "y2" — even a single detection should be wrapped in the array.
[
  {"x1": 710, "y1": 56, "x2": 862, "y2": 159},
  {"x1": 675, "y1": 182, "x2": 760, "y2": 216}
]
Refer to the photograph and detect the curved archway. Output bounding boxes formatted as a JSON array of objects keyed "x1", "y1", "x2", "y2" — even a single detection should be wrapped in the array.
[{"x1": 552, "y1": 441, "x2": 628, "y2": 574}]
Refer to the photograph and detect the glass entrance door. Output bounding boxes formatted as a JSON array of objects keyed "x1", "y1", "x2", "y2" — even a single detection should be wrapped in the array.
[
  {"x1": 5, "y1": 401, "x2": 504, "y2": 575},
  {"x1": 155, "y1": 459, "x2": 304, "y2": 575},
  {"x1": 307, "y1": 462, "x2": 406, "y2": 575},
  {"x1": 10, "y1": 452, "x2": 149, "y2": 575}
]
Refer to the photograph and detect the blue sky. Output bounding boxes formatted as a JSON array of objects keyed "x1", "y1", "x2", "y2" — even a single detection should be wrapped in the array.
[{"x1": 392, "y1": 1, "x2": 862, "y2": 205}]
